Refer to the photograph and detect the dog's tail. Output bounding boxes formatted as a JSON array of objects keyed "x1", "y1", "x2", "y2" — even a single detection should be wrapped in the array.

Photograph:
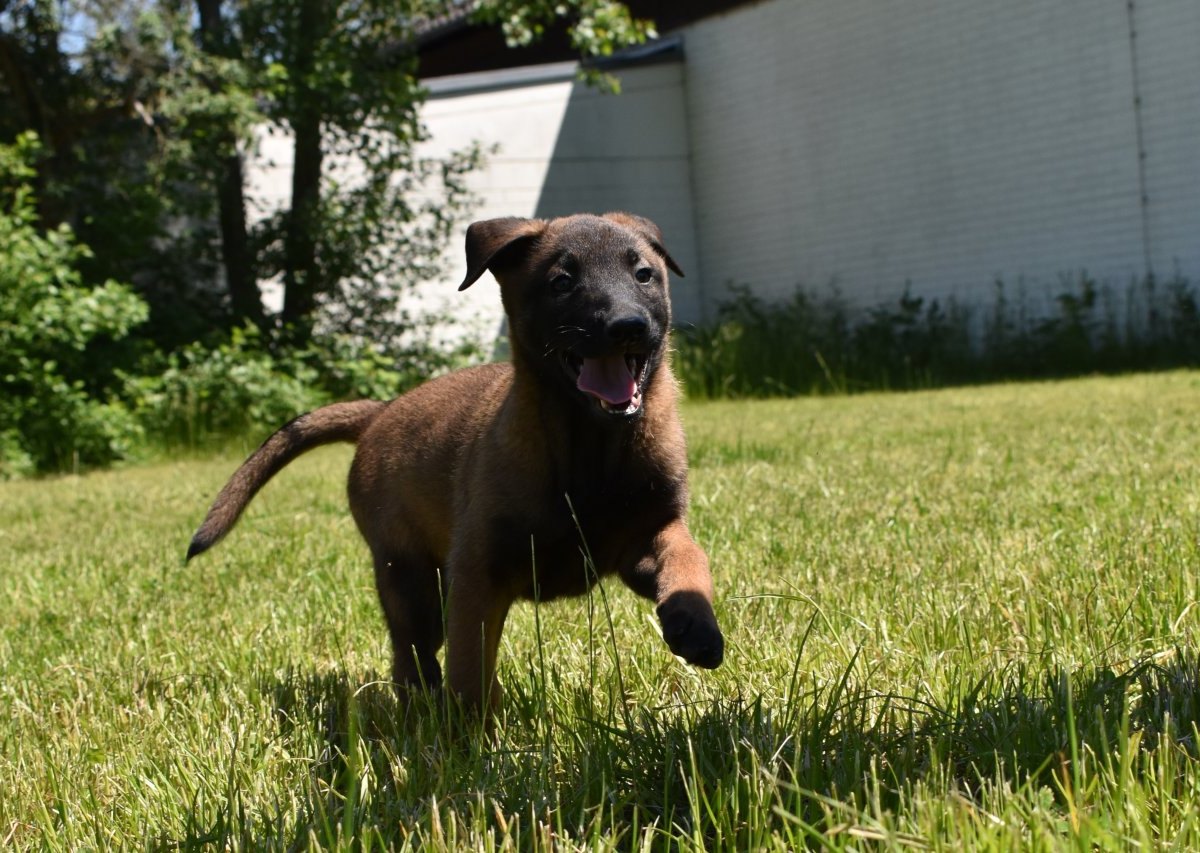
[{"x1": 186, "y1": 400, "x2": 387, "y2": 561}]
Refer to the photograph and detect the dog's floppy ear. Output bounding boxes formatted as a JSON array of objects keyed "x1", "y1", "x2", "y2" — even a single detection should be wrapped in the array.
[
  {"x1": 459, "y1": 217, "x2": 546, "y2": 290},
  {"x1": 603, "y1": 212, "x2": 684, "y2": 277}
]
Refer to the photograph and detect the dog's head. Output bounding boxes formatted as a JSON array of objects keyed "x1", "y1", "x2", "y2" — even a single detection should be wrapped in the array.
[{"x1": 459, "y1": 212, "x2": 683, "y2": 423}]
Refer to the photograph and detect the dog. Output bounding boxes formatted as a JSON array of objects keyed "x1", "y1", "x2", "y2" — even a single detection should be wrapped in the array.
[{"x1": 187, "y1": 212, "x2": 724, "y2": 712}]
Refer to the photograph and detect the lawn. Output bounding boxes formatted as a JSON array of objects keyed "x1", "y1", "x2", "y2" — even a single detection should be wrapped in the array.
[{"x1": 3, "y1": 371, "x2": 1199, "y2": 849}]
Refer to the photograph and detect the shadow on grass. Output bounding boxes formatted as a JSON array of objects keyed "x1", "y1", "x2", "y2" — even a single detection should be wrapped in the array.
[{"x1": 154, "y1": 651, "x2": 1200, "y2": 848}]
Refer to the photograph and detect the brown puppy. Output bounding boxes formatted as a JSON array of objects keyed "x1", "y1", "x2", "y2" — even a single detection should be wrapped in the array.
[{"x1": 187, "y1": 212, "x2": 724, "y2": 712}]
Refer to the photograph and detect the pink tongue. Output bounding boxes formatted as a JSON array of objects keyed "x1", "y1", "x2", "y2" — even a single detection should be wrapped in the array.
[{"x1": 577, "y1": 356, "x2": 636, "y2": 404}]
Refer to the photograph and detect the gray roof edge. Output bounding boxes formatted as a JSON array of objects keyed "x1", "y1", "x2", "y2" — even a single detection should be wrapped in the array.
[
  {"x1": 423, "y1": 35, "x2": 683, "y2": 98},
  {"x1": 424, "y1": 60, "x2": 579, "y2": 97},
  {"x1": 591, "y1": 33, "x2": 684, "y2": 70}
]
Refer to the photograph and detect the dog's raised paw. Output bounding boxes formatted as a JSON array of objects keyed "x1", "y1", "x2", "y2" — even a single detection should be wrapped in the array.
[{"x1": 657, "y1": 591, "x2": 725, "y2": 669}]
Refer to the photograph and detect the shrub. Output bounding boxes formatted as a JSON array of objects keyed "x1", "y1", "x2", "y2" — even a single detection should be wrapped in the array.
[
  {"x1": 674, "y1": 274, "x2": 1200, "y2": 399},
  {"x1": 127, "y1": 325, "x2": 328, "y2": 448},
  {"x1": 127, "y1": 325, "x2": 483, "y2": 450},
  {"x1": 299, "y1": 331, "x2": 480, "y2": 403},
  {"x1": 0, "y1": 133, "x2": 149, "y2": 477}
]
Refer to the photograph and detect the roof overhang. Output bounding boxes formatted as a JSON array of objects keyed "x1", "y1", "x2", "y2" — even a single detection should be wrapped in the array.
[{"x1": 423, "y1": 34, "x2": 684, "y2": 98}]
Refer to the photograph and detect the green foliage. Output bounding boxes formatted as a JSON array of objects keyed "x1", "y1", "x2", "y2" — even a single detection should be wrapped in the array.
[
  {"x1": 675, "y1": 274, "x2": 1200, "y2": 398},
  {"x1": 0, "y1": 120, "x2": 486, "y2": 475},
  {"x1": 0, "y1": 1, "x2": 230, "y2": 342},
  {"x1": 0, "y1": 1, "x2": 594, "y2": 351},
  {"x1": 477, "y1": 0, "x2": 655, "y2": 51},
  {"x1": 476, "y1": 0, "x2": 657, "y2": 90},
  {"x1": 126, "y1": 325, "x2": 327, "y2": 449},
  {"x1": 300, "y1": 331, "x2": 483, "y2": 402},
  {"x1": 675, "y1": 284, "x2": 977, "y2": 397},
  {"x1": 297, "y1": 140, "x2": 488, "y2": 354},
  {"x1": 0, "y1": 133, "x2": 149, "y2": 476},
  {"x1": 127, "y1": 323, "x2": 485, "y2": 450}
]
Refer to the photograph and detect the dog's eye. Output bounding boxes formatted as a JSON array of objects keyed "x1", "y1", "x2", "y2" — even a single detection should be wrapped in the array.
[
  {"x1": 550, "y1": 273, "x2": 575, "y2": 294},
  {"x1": 634, "y1": 267, "x2": 654, "y2": 284}
]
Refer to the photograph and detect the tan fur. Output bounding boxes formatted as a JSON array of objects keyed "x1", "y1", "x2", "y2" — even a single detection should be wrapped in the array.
[{"x1": 189, "y1": 213, "x2": 724, "y2": 713}]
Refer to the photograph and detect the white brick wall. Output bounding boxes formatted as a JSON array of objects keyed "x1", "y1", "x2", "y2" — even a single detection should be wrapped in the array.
[
  {"x1": 411, "y1": 71, "x2": 575, "y2": 342},
  {"x1": 1134, "y1": 0, "x2": 1200, "y2": 280},
  {"x1": 680, "y1": 0, "x2": 1197, "y2": 313}
]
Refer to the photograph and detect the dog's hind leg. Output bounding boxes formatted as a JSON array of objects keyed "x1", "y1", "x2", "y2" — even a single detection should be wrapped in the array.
[{"x1": 372, "y1": 552, "x2": 445, "y2": 691}]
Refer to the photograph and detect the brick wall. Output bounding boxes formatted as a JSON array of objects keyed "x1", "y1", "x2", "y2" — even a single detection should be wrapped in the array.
[{"x1": 680, "y1": 0, "x2": 1198, "y2": 315}]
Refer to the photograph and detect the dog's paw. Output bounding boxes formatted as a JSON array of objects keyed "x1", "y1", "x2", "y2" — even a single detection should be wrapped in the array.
[{"x1": 656, "y1": 591, "x2": 724, "y2": 669}]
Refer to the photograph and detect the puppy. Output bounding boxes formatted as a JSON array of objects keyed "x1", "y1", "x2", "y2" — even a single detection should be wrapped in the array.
[{"x1": 188, "y1": 212, "x2": 724, "y2": 711}]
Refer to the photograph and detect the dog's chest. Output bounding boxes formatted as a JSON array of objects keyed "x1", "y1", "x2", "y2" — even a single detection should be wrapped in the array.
[{"x1": 491, "y1": 462, "x2": 673, "y2": 601}]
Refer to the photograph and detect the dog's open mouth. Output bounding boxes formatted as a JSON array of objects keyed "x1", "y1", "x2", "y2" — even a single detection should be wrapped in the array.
[{"x1": 562, "y1": 352, "x2": 648, "y2": 416}]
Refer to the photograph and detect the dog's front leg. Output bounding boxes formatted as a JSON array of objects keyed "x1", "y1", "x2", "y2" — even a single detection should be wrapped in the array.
[
  {"x1": 622, "y1": 518, "x2": 724, "y2": 668},
  {"x1": 444, "y1": 570, "x2": 513, "y2": 714}
]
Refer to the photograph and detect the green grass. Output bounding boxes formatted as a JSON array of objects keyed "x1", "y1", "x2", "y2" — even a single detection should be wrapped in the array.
[{"x1": 3, "y1": 372, "x2": 1200, "y2": 849}]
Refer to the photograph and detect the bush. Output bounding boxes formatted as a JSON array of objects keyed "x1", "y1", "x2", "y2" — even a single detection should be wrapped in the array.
[
  {"x1": 127, "y1": 326, "x2": 479, "y2": 450},
  {"x1": 672, "y1": 284, "x2": 974, "y2": 397},
  {"x1": 298, "y1": 332, "x2": 470, "y2": 403},
  {"x1": 0, "y1": 133, "x2": 478, "y2": 475},
  {"x1": 0, "y1": 133, "x2": 149, "y2": 477},
  {"x1": 127, "y1": 325, "x2": 328, "y2": 448}
]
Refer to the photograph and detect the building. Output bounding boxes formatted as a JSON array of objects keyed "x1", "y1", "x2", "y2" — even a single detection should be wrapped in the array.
[{"x1": 410, "y1": 0, "x2": 1199, "y2": 341}]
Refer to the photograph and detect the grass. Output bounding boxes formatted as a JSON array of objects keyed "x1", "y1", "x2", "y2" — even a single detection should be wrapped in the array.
[{"x1": 3, "y1": 371, "x2": 1200, "y2": 849}]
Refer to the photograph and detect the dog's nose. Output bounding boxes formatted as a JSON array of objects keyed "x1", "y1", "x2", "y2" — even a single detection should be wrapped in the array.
[{"x1": 606, "y1": 315, "x2": 649, "y2": 343}]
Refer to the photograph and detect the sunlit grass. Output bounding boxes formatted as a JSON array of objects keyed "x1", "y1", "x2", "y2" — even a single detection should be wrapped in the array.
[{"x1": 2, "y1": 371, "x2": 1199, "y2": 849}]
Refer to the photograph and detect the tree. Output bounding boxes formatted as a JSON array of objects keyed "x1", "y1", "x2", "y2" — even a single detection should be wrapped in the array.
[
  {"x1": 0, "y1": 0, "x2": 656, "y2": 351},
  {"x1": 195, "y1": 0, "x2": 264, "y2": 328},
  {"x1": 232, "y1": 0, "x2": 460, "y2": 344},
  {"x1": 1, "y1": 1, "x2": 235, "y2": 345}
]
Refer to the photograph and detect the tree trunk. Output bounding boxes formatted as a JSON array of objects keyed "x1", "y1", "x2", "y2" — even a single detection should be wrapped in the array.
[
  {"x1": 215, "y1": 152, "x2": 263, "y2": 327},
  {"x1": 279, "y1": 0, "x2": 325, "y2": 341},
  {"x1": 196, "y1": 0, "x2": 265, "y2": 329},
  {"x1": 281, "y1": 109, "x2": 323, "y2": 337}
]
